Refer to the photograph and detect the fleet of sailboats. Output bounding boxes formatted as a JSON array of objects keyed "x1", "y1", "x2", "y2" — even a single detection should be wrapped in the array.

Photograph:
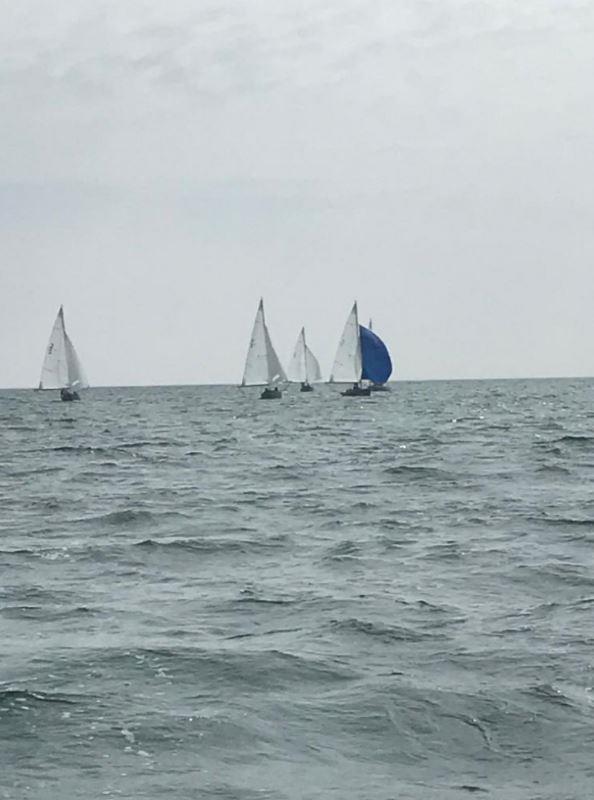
[
  {"x1": 34, "y1": 299, "x2": 393, "y2": 401},
  {"x1": 38, "y1": 306, "x2": 88, "y2": 401}
]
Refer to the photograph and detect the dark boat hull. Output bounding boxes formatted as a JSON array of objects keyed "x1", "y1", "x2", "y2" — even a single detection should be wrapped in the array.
[
  {"x1": 300, "y1": 383, "x2": 314, "y2": 393},
  {"x1": 341, "y1": 386, "x2": 371, "y2": 397},
  {"x1": 60, "y1": 389, "x2": 80, "y2": 402},
  {"x1": 260, "y1": 388, "x2": 282, "y2": 400}
]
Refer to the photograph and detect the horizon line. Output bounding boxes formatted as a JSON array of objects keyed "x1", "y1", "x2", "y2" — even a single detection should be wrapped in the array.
[{"x1": 1, "y1": 374, "x2": 593, "y2": 391}]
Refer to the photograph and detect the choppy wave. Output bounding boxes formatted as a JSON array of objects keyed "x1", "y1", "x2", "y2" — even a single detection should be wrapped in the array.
[
  {"x1": 0, "y1": 688, "x2": 81, "y2": 707},
  {"x1": 76, "y1": 508, "x2": 191, "y2": 527},
  {"x1": 0, "y1": 604, "x2": 99, "y2": 621},
  {"x1": 328, "y1": 617, "x2": 436, "y2": 642},
  {"x1": 532, "y1": 514, "x2": 594, "y2": 529},
  {"x1": 134, "y1": 533, "x2": 289, "y2": 554},
  {"x1": 557, "y1": 434, "x2": 594, "y2": 445},
  {"x1": 383, "y1": 464, "x2": 453, "y2": 481}
]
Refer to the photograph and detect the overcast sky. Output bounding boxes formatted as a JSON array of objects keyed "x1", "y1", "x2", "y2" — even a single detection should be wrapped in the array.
[{"x1": 1, "y1": 0, "x2": 593, "y2": 387}]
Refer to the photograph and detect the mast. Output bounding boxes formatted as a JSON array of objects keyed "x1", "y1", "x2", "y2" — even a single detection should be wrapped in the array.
[
  {"x1": 301, "y1": 327, "x2": 308, "y2": 383},
  {"x1": 354, "y1": 301, "x2": 362, "y2": 384}
]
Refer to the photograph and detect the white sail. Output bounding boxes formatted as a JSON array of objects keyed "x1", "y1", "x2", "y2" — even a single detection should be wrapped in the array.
[
  {"x1": 288, "y1": 329, "x2": 307, "y2": 383},
  {"x1": 288, "y1": 328, "x2": 323, "y2": 383},
  {"x1": 242, "y1": 299, "x2": 287, "y2": 386},
  {"x1": 329, "y1": 302, "x2": 362, "y2": 383},
  {"x1": 263, "y1": 323, "x2": 286, "y2": 384},
  {"x1": 305, "y1": 343, "x2": 322, "y2": 382},
  {"x1": 39, "y1": 306, "x2": 89, "y2": 390},
  {"x1": 64, "y1": 333, "x2": 88, "y2": 388}
]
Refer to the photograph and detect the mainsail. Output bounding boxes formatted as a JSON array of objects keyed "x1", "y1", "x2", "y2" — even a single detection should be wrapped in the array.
[
  {"x1": 288, "y1": 327, "x2": 322, "y2": 384},
  {"x1": 39, "y1": 306, "x2": 89, "y2": 390},
  {"x1": 329, "y1": 302, "x2": 362, "y2": 383},
  {"x1": 242, "y1": 299, "x2": 287, "y2": 386}
]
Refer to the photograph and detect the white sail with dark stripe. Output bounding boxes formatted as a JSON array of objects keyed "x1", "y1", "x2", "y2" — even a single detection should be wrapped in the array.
[{"x1": 39, "y1": 306, "x2": 89, "y2": 390}]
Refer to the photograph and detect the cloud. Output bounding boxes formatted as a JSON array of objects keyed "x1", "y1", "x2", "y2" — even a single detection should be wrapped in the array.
[{"x1": 3, "y1": 0, "x2": 593, "y2": 105}]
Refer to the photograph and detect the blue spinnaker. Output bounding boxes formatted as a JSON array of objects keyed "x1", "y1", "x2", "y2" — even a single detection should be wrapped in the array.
[{"x1": 360, "y1": 325, "x2": 392, "y2": 384}]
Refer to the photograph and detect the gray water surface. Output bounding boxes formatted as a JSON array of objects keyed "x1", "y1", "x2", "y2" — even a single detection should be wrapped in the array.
[{"x1": 1, "y1": 379, "x2": 593, "y2": 799}]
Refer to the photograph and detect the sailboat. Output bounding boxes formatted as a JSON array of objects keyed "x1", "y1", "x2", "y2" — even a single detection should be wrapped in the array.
[
  {"x1": 287, "y1": 327, "x2": 322, "y2": 392},
  {"x1": 330, "y1": 302, "x2": 392, "y2": 396},
  {"x1": 241, "y1": 298, "x2": 287, "y2": 399},
  {"x1": 368, "y1": 318, "x2": 392, "y2": 391},
  {"x1": 38, "y1": 306, "x2": 89, "y2": 401}
]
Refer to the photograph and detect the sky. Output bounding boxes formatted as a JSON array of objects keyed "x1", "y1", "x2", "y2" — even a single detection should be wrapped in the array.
[{"x1": 1, "y1": 0, "x2": 593, "y2": 387}]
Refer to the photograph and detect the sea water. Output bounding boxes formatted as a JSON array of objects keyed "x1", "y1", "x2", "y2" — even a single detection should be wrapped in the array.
[{"x1": 1, "y1": 379, "x2": 593, "y2": 799}]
